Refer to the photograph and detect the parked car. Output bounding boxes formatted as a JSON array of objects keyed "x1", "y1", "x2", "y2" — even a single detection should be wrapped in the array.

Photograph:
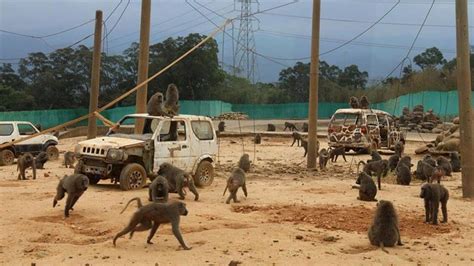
[
  {"x1": 0, "y1": 121, "x2": 59, "y2": 166},
  {"x1": 327, "y1": 108, "x2": 405, "y2": 153},
  {"x1": 74, "y1": 114, "x2": 218, "y2": 190}
]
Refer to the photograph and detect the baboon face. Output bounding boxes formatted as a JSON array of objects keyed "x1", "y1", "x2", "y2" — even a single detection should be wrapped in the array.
[
  {"x1": 355, "y1": 173, "x2": 363, "y2": 184},
  {"x1": 78, "y1": 176, "x2": 89, "y2": 191},
  {"x1": 420, "y1": 184, "x2": 430, "y2": 198},
  {"x1": 178, "y1": 202, "x2": 188, "y2": 216}
]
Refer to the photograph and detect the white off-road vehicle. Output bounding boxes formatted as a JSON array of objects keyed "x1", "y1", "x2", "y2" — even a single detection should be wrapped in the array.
[
  {"x1": 74, "y1": 114, "x2": 218, "y2": 190},
  {"x1": 0, "y1": 121, "x2": 59, "y2": 166}
]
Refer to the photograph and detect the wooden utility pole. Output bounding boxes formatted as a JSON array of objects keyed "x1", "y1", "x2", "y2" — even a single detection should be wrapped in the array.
[
  {"x1": 87, "y1": 10, "x2": 103, "y2": 139},
  {"x1": 134, "y1": 0, "x2": 152, "y2": 134},
  {"x1": 307, "y1": 0, "x2": 321, "y2": 168},
  {"x1": 455, "y1": 0, "x2": 474, "y2": 197}
]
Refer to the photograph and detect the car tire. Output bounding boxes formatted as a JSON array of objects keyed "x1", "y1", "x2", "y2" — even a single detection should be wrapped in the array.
[
  {"x1": 0, "y1": 149, "x2": 15, "y2": 166},
  {"x1": 45, "y1": 145, "x2": 59, "y2": 160},
  {"x1": 194, "y1": 160, "x2": 214, "y2": 187},
  {"x1": 119, "y1": 163, "x2": 147, "y2": 191}
]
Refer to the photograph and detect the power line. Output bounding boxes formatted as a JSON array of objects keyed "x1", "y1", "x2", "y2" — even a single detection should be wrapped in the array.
[
  {"x1": 104, "y1": 0, "x2": 131, "y2": 39},
  {"x1": 0, "y1": 18, "x2": 94, "y2": 39},
  {"x1": 104, "y1": 0, "x2": 124, "y2": 23}
]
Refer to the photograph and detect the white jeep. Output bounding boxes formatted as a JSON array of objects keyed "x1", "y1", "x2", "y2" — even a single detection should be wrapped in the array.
[
  {"x1": 74, "y1": 114, "x2": 218, "y2": 190},
  {"x1": 0, "y1": 121, "x2": 59, "y2": 166}
]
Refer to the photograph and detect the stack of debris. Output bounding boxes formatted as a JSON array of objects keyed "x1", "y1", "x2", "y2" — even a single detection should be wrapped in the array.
[
  {"x1": 398, "y1": 105, "x2": 442, "y2": 133},
  {"x1": 214, "y1": 112, "x2": 249, "y2": 120},
  {"x1": 415, "y1": 116, "x2": 460, "y2": 154}
]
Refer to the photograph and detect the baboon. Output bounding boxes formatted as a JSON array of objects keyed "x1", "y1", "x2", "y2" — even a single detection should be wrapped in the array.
[
  {"x1": 436, "y1": 156, "x2": 452, "y2": 176},
  {"x1": 35, "y1": 124, "x2": 42, "y2": 131},
  {"x1": 368, "y1": 200, "x2": 403, "y2": 252},
  {"x1": 17, "y1": 153, "x2": 36, "y2": 180},
  {"x1": 148, "y1": 176, "x2": 169, "y2": 202},
  {"x1": 354, "y1": 172, "x2": 377, "y2": 201},
  {"x1": 218, "y1": 121, "x2": 225, "y2": 132},
  {"x1": 223, "y1": 168, "x2": 247, "y2": 204},
  {"x1": 397, "y1": 156, "x2": 414, "y2": 170},
  {"x1": 329, "y1": 146, "x2": 347, "y2": 162},
  {"x1": 349, "y1": 96, "x2": 359, "y2": 108},
  {"x1": 283, "y1": 122, "x2": 298, "y2": 131},
  {"x1": 394, "y1": 141, "x2": 404, "y2": 157},
  {"x1": 319, "y1": 148, "x2": 329, "y2": 170},
  {"x1": 64, "y1": 151, "x2": 76, "y2": 168},
  {"x1": 147, "y1": 91, "x2": 169, "y2": 117},
  {"x1": 396, "y1": 163, "x2": 412, "y2": 186},
  {"x1": 302, "y1": 122, "x2": 308, "y2": 132},
  {"x1": 367, "y1": 150, "x2": 382, "y2": 163},
  {"x1": 113, "y1": 198, "x2": 191, "y2": 250},
  {"x1": 450, "y1": 152, "x2": 461, "y2": 172},
  {"x1": 420, "y1": 183, "x2": 449, "y2": 224},
  {"x1": 254, "y1": 133, "x2": 261, "y2": 144},
  {"x1": 163, "y1": 83, "x2": 180, "y2": 116},
  {"x1": 238, "y1": 153, "x2": 251, "y2": 172},
  {"x1": 358, "y1": 160, "x2": 389, "y2": 190},
  {"x1": 53, "y1": 174, "x2": 89, "y2": 217},
  {"x1": 359, "y1": 96, "x2": 370, "y2": 109},
  {"x1": 120, "y1": 197, "x2": 153, "y2": 237},
  {"x1": 34, "y1": 151, "x2": 49, "y2": 169},
  {"x1": 267, "y1": 124, "x2": 276, "y2": 132},
  {"x1": 291, "y1": 132, "x2": 302, "y2": 147},
  {"x1": 158, "y1": 163, "x2": 199, "y2": 201},
  {"x1": 422, "y1": 154, "x2": 437, "y2": 167},
  {"x1": 301, "y1": 139, "x2": 319, "y2": 157},
  {"x1": 429, "y1": 167, "x2": 445, "y2": 184},
  {"x1": 414, "y1": 160, "x2": 434, "y2": 181},
  {"x1": 387, "y1": 154, "x2": 400, "y2": 172}
]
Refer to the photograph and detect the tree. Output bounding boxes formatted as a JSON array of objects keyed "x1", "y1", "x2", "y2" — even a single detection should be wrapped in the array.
[
  {"x1": 278, "y1": 62, "x2": 310, "y2": 102},
  {"x1": 319, "y1": 60, "x2": 341, "y2": 82},
  {"x1": 338, "y1": 64, "x2": 368, "y2": 89},
  {"x1": 414, "y1": 47, "x2": 447, "y2": 69},
  {"x1": 0, "y1": 63, "x2": 25, "y2": 89}
]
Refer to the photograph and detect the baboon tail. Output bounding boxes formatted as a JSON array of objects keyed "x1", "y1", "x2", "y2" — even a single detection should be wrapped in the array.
[
  {"x1": 223, "y1": 185, "x2": 228, "y2": 196},
  {"x1": 379, "y1": 242, "x2": 389, "y2": 253},
  {"x1": 120, "y1": 197, "x2": 142, "y2": 214}
]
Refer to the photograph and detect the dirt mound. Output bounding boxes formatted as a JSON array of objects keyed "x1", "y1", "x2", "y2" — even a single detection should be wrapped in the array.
[{"x1": 232, "y1": 204, "x2": 455, "y2": 239}]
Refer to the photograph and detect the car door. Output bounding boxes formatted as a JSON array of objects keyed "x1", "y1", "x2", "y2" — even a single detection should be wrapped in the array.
[
  {"x1": 15, "y1": 123, "x2": 44, "y2": 154},
  {"x1": 365, "y1": 114, "x2": 381, "y2": 146},
  {"x1": 153, "y1": 119, "x2": 192, "y2": 172}
]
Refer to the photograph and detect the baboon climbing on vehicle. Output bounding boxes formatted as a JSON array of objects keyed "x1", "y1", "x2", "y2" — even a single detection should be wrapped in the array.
[
  {"x1": 420, "y1": 183, "x2": 449, "y2": 225},
  {"x1": 17, "y1": 153, "x2": 36, "y2": 180},
  {"x1": 147, "y1": 92, "x2": 170, "y2": 117},
  {"x1": 349, "y1": 96, "x2": 359, "y2": 108},
  {"x1": 53, "y1": 174, "x2": 89, "y2": 217},
  {"x1": 359, "y1": 96, "x2": 370, "y2": 109},
  {"x1": 223, "y1": 168, "x2": 247, "y2": 204},
  {"x1": 163, "y1": 83, "x2": 180, "y2": 116},
  {"x1": 368, "y1": 200, "x2": 403, "y2": 252}
]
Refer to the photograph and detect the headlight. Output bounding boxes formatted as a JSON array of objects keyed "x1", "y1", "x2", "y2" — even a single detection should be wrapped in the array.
[
  {"x1": 106, "y1": 149, "x2": 125, "y2": 161},
  {"x1": 74, "y1": 144, "x2": 81, "y2": 154}
]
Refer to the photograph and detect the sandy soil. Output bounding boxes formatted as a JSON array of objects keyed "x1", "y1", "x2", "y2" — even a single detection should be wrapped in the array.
[{"x1": 0, "y1": 136, "x2": 473, "y2": 265}]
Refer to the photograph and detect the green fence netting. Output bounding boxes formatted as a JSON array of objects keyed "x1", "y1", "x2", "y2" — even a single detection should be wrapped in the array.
[{"x1": 0, "y1": 91, "x2": 472, "y2": 128}]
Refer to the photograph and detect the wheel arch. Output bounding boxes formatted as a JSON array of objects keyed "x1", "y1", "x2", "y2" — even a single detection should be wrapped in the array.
[{"x1": 192, "y1": 155, "x2": 214, "y2": 175}]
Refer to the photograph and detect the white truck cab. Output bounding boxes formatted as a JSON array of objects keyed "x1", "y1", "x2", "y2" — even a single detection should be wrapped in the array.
[
  {"x1": 74, "y1": 114, "x2": 218, "y2": 190},
  {"x1": 0, "y1": 121, "x2": 59, "y2": 165}
]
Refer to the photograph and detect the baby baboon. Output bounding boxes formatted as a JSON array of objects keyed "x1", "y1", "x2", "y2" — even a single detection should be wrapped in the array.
[
  {"x1": 394, "y1": 141, "x2": 404, "y2": 157},
  {"x1": 17, "y1": 153, "x2": 36, "y2": 180},
  {"x1": 354, "y1": 172, "x2": 377, "y2": 201},
  {"x1": 422, "y1": 154, "x2": 436, "y2": 167},
  {"x1": 147, "y1": 91, "x2": 170, "y2": 117},
  {"x1": 291, "y1": 132, "x2": 302, "y2": 147},
  {"x1": 414, "y1": 160, "x2": 434, "y2": 181},
  {"x1": 349, "y1": 96, "x2": 359, "y2": 108},
  {"x1": 436, "y1": 156, "x2": 452, "y2": 176},
  {"x1": 218, "y1": 121, "x2": 225, "y2": 132},
  {"x1": 450, "y1": 152, "x2": 461, "y2": 172},
  {"x1": 302, "y1": 122, "x2": 308, "y2": 132},
  {"x1": 368, "y1": 200, "x2": 403, "y2": 251},
  {"x1": 301, "y1": 139, "x2": 319, "y2": 157},
  {"x1": 359, "y1": 96, "x2": 370, "y2": 109},
  {"x1": 64, "y1": 151, "x2": 76, "y2": 168},
  {"x1": 238, "y1": 153, "x2": 251, "y2": 172},
  {"x1": 267, "y1": 124, "x2": 276, "y2": 132},
  {"x1": 254, "y1": 133, "x2": 261, "y2": 144},
  {"x1": 329, "y1": 146, "x2": 347, "y2": 162},
  {"x1": 319, "y1": 148, "x2": 329, "y2": 170},
  {"x1": 163, "y1": 83, "x2": 180, "y2": 116},
  {"x1": 53, "y1": 174, "x2": 89, "y2": 217},
  {"x1": 223, "y1": 168, "x2": 247, "y2": 204},
  {"x1": 388, "y1": 154, "x2": 400, "y2": 172},
  {"x1": 420, "y1": 183, "x2": 449, "y2": 224},
  {"x1": 430, "y1": 167, "x2": 445, "y2": 184},
  {"x1": 367, "y1": 150, "x2": 382, "y2": 163},
  {"x1": 283, "y1": 122, "x2": 298, "y2": 131},
  {"x1": 148, "y1": 176, "x2": 169, "y2": 202},
  {"x1": 34, "y1": 152, "x2": 49, "y2": 169},
  {"x1": 158, "y1": 163, "x2": 199, "y2": 201},
  {"x1": 113, "y1": 199, "x2": 191, "y2": 249},
  {"x1": 358, "y1": 160, "x2": 389, "y2": 190}
]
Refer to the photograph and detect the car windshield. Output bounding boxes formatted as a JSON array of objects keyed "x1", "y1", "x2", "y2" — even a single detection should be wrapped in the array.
[
  {"x1": 0, "y1": 124, "x2": 14, "y2": 136},
  {"x1": 113, "y1": 116, "x2": 161, "y2": 135},
  {"x1": 331, "y1": 113, "x2": 361, "y2": 126}
]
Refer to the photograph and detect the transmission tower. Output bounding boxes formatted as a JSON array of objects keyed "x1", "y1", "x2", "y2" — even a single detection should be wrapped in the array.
[{"x1": 233, "y1": 0, "x2": 259, "y2": 83}]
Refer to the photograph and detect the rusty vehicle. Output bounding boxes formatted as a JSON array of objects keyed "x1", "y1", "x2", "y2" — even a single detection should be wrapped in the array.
[{"x1": 327, "y1": 108, "x2": 405, "y2": 153}]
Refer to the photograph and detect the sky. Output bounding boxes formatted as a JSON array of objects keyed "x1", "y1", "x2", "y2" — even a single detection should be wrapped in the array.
[{"x1": 1, "y1": 0, "x2": 473, "y2": 83}]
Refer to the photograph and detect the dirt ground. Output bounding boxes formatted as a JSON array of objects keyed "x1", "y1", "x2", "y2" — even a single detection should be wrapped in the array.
[{"x1": 0, "y1": 135, "x2": 473, "y2": 265}]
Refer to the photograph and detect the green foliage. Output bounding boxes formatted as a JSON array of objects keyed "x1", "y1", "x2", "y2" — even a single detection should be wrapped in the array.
[{"x1": 413, "y1": 47, "x2": 447, "y2": 70}]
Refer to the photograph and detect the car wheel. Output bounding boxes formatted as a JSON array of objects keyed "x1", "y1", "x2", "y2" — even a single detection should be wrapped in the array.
[
  {"x1": 194, "y1": 160, "x2": 214, "y2": 187},
  {"x1": 119, "y1": 163, "x2": 146, "y2": 191},
  {"x1": 0, "y1": 149, "x2": 15, "y2": 166},
  {"x1": 45, "y1": 145, "x2": 59, "y2": 160}
]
